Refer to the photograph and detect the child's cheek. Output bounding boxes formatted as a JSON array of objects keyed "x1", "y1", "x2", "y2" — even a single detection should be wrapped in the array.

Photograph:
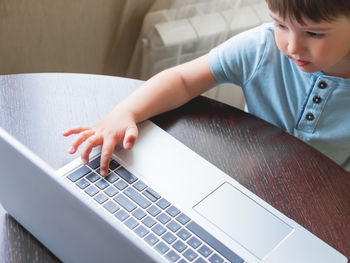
[{"x1": 274, "y1": 31, "x2": 286, "y2": 54}]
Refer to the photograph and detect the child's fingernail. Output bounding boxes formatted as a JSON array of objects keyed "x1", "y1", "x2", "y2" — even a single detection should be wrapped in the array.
[
  {"x1": 81, "y1": 158, "x2": 88, "y2": 165},
  {"x1": 100, "y1": 170, "x2": 106, "y2": 176},
  {"x1": 68, "y1": 146, "x2": 74, "y2": 153},
  {"x1": 125, "y1": 142, "x2": 133, "y2": 149}
]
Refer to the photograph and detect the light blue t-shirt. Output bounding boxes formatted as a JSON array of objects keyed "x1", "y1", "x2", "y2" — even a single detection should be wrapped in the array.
[{"x1": 209, "y1": 23, "x2": 350, "y2": 172}]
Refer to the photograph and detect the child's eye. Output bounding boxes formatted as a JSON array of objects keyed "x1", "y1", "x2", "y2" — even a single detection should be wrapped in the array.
[
  {"x1": 275, "y1": 23, "x2": 287, "y2": 30},
  {"x1": 306, "y1": 31, "x2": 324, "y2": 38}
]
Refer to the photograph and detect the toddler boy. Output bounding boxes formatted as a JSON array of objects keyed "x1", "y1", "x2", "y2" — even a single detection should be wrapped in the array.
[{"x1": 64, "y1": 0, "x2": 350, "y2": 174}]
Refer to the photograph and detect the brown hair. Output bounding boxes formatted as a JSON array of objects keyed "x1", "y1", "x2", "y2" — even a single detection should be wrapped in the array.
[{"x1": 265, "y1": 0, "x2": 350, "y2": 24}]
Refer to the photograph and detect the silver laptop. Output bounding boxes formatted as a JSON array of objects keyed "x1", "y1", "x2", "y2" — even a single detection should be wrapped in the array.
[{"x1": 0, "y1": 120, "x2": 347, "y2": 263}]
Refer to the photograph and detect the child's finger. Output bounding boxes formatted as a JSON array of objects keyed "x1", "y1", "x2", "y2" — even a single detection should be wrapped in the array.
[
  {"x1": 81, "y1": 134, "x2": 103, "y2": 165},
  {"x1": 123, "y1": 126, "x2": 138, "y2": 150},
  {"x1": 100, "y1": 138, "x2": 118, "y2": 176},
  {"x1": 68, "y1": 129, "x2": 95, "y2": 153},
  {"x1": 62, "y1": 126, "x2": 91, "y2": 136}
]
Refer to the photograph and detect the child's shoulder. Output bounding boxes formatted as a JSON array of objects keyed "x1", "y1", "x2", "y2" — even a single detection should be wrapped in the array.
[
  {"x1": 221, "y1": 22, "x2": 278, "y2": 61},
  {"x1": 221, "y1": 22, "x2": 276, "y2": 52},
  {"x1": 209, "y1": 22, "x2": 282, "y2": 86},
  {"x1": 249, "y1": 22, "x2": 274, "y2": 33},
  {"x1": 247, "y1": 23, "x2": 276, "y2": 49}
]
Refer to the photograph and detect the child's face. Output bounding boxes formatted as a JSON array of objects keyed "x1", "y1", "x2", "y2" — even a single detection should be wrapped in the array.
[{"x1": 270, "y1": 11, "x2": 350, "y2": 78}]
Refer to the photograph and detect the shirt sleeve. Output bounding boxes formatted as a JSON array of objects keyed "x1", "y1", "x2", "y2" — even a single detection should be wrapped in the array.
[{"x1": 208, "y1": 23, "x2": 274, "y2": 87}]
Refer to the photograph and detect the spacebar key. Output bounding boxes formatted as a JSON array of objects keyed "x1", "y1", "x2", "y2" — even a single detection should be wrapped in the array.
[{"x1": 186, "y1": 221, "x2": 244, "y2": 263}]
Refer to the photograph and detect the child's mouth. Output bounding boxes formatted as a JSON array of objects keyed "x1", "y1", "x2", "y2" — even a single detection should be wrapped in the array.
[{"x1": 292, "y1": 58, "x2": 310, "y2": 67}]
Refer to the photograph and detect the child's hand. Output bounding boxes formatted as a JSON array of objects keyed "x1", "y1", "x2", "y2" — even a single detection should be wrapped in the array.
[
  {"x1": 62, "y1": 55, "x2": 214, "y2": 176},
  {"x1": 62, "y1": 109, "x2": 138, "y2": 176}
]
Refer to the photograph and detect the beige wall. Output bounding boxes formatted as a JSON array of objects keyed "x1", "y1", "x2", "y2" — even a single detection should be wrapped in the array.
[{"x1": 0, "y1": 0, "x2": 154, "y2": 77}]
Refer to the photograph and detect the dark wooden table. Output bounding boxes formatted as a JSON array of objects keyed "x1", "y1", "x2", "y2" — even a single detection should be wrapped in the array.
[{"x1": 0, "y1": 73, "x2": 349, "y2": 262}]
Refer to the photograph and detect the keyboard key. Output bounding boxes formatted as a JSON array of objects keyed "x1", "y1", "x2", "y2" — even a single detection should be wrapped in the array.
[
  {"x1": 115, "y1": 167, "x2": 138, "y2": 184},
  {"x1": 167, "y1": 221, "x2": 181, "y2": 232},
  {"x1": 178, "y1": 260, "x2": 187, "y2": 263},
  {"x1": 94, "y1": 193, "x2": 108, "y2": 204},
  {"x1": 198, "y1": 245, "x2": 213, "y2": 258},
  {"x1": 143, "y1": 190, "x2": 158, "y2": 202},
  {"x1": 133, "y1": 180, "x2": 147, "y2": 191},
  {"x1": 95, "y1": 179, "x2": 109, "y2": 190},
  {"x1": 109, "y1": 160, "x2": 120, "y2": 170},
  {"x1": 183, "y1": 248, "x2": 198, "y2": 261},
  {"x1": 114, "y1": 180, "x2": 128, "y2": 190},
  {"x1": 76, "y1": 178, "x2": 90, "y2": 189},
  {"x1": 157, "y1": 213, "x2": 171, "y2": 224},
  {"x1": 155, "y1": 241, "x2": 169, "y2": 255},
  {"x1": 144, "y1": 233, "x2": 159, "y2": 246},
  {"x1": 85, "y1": 185, "x2": 99, "y2": 197},
  {"x1": 209, "y1": 254, "x2": 224, "y2": 263},
  {"x1": 166, "y1": 206, "x2": 180, "y2": 217},
  {"x1": 104, "y1": 186, "x2": 118, "y2": 197},
  {"x1": 124, "y1": 187, "x2": 151, "y2": 209},
  {"x1": 177, "y1": 228, "x2": 191, "y2": 240},
  {"x1": 172, "y1": 240, "x2": 187, "y2": 253},
  {"x1": 67, "y1": 166, "x2": 91, "y2": 182},
  {"x1": 132, "y1": 208, "x2": 147, "y2": 220},
  {"x1": 142, "y1": 216, "x2": 157, "y2": 228},
  {"x1": 176, "y1": 213, "x2": 191, "y2": 225},
  {"x1": 125, "y1": 217, "x2": 139, "y2": 230},
  {"x1": 152, "y1": 224, "x2": 167, "y2": 236},
  {"x1": 165, "y1": 250, "x2": 180, "y2": 262},
  {"x1": 114, "y1": 194, "x2": 137, "y2": 212},
  {"x1": 147, "y1": 205, "x2": 161, "y2": 217},
  {"x1": 187, "y1": 236, "x2": 202, "y2": 249},
  {"x1": 115, "y1": 209, "x2": 129, "y2": 222},
  {"x1": 194, "y1": 258, "x2": 206, "y2": 263},
  {"x1": 88, "y1": 156, "x2": 100, "y2": 170},
  {"x1": 144, "y1": 188, "x2": 161, "y2": 200},
  {"x1": 162, "y1": 232, "x2": 177, "y2": 244},
  {"x1": 105, "y1": 172, "x2": 119, "y2": 183},
  {"x1": 134, "y1": 225, "x2": 149, "y2": 238},
  {"x1": 86, "y1": 172, "x2": 100, "y2": 183},
  {"x1": 103, "y1": 201, "x2": 120, "y2": 214},
  {"x1": 187, "y1": 221, "x2": 243, "y2": 263},
  {"x1": 157, "y1": 198, "x2": 171, "y2": 209}
]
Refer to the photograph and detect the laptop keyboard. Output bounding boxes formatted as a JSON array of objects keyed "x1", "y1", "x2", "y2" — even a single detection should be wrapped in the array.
[{"x1": 66, "y1": 156, "x2": 244, "y2": 263}]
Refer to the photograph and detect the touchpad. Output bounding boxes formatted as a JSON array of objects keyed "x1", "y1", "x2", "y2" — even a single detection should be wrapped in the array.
[{"x1": 193, "y1": 182, "x2": 293, "y2": 259}]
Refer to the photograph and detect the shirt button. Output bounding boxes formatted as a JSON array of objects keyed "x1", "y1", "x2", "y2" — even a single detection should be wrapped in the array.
[
  {"x1": 306, "y1": 113, "x2": 315, "y2": 121},
  {"x1": 313, "y1": 96, "x2": 322, "y2": 104},
  {"x1": 318, "y1": 81, "x2": 327, "y2": 89}
]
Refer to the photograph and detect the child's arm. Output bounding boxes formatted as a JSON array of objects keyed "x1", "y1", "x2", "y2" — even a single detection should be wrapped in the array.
[{"x1": 63, "y1": 54, "x2": 217, "y2": 176}]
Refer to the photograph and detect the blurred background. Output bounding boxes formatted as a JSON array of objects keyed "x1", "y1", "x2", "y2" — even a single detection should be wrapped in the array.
[{"x1": 0, "y1": 0, "x2": 271, "y2": 109}]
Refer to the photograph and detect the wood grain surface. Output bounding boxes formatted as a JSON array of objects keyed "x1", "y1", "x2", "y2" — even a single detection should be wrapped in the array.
[{"x1": 0, "y1": 73, "x2": 349, "y2": 262}]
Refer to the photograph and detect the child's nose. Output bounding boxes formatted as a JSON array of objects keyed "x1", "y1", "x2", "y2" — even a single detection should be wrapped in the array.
[{"x1": 288, "y1": 34, "x2": 304, "y2": 55}]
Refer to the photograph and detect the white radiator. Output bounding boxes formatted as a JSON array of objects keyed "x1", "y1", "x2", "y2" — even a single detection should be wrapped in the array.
[{"x1": 128, "y1": 0, "x2": 271, "y2": 109}]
